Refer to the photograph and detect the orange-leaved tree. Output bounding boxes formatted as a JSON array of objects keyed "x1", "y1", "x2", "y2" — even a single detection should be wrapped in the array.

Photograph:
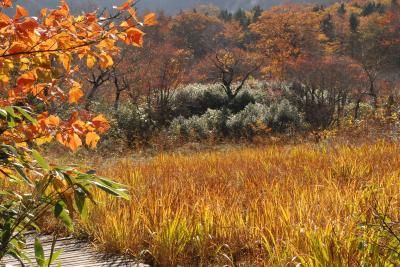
[
  {"x1": 0, "y1": 0, "x2": 156, "y2": 264},
  {"x1": 250, "y1": 4, "x2": 322, "y2": 80}
]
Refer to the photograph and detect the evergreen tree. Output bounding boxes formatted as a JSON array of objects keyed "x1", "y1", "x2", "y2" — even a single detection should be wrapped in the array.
[
  {"x1": 219, "y1": 9, "x2": 232, "y2": 21},
  {"x1": 361, "y1": 2, "x2": 375, "y2": 16},
  {"x1": 312, "y1": 4, "x2": 324, "y2": 12},
  {"x1": 349, "y1": 13, "x2": 359, "y2": 33},
  {"x1": 376, "y1": 3, "x2": 385, "y2": 14},
  {"x1": 252, "y1": 5, "x2": 263, "y2": 22},
  {"x1": 321, "y1": 14, "x2": 335, "y2": 40},
  {"x1": 337, "y1": 3, "x2": 346, "y2": 15},
  {"x1": 234, "y1": 8, "x2": 250, "y2": 27},
  {"x1": 361, "y1": 2, "x2": 385, "y2": 16}
]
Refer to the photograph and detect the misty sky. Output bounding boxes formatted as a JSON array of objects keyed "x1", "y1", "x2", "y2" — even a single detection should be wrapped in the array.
[{"x1": 12, "y1": 0, "x2": 334, "y2": 15}]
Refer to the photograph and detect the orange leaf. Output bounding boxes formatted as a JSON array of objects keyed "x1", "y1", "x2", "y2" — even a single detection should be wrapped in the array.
[
  {"x1": 143, "y1": 13, "x2": 157, "y2": 26},
  {"x1": 15, "y1": 5, "x2": 28, "y2": 20},
  {"x1": 68, "y1": 133, "x2": 82, "y2": 151},
  {"x1": 92, "y1": 115, "x2": 110, "y2": 134},
  {"x1": 47, "y1": 115, "x2": 60, "y2": 126},
  {"x1": 56, "y1": 133, "x2": 67, "y2": 146},
  {"x1": 59, "y1": 53, "x2": 71, "y2": 71},
  {"x1": 40, "y1": 8, "x2": 47, "y2": 17},
  {"x1": 99, "y1": 53, "x2": 114, "y2": 69},
  {"x1": 69, "y1": 84, "x2": 84, "y2": 104},
  {"x1": 117, "y1": 0, "x2": 133, "y2": 10},
  {"x1": 125, "y1": 27, "x2": 144, "y2": 47},
  {"x1": 1, "y1": 0, "x2": 12, "y2": 8},
  {"x1": 19, "y1": 18, "x2": 39, "y2": 32},
  {"x1": 7, "y1": 42, "x2": 27, "y2": 55},
  {"x1": 59, "y1": 0, "x2": 70, "y2": 13},
  {"x1": 31, "y1": 84, "x2": 46, "y2": 97},
  {"x1": 17, "y1": 71, "x2": 37, "y2": 87},
  {"x1": 0, "y1": 12, "x2": 12, "y2": 28},
  {"x1": 85, "y1": 131, "x2": 100, "y2": 149}
]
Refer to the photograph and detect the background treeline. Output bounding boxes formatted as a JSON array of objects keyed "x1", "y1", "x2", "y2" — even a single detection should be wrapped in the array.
[
  {"x1": 13, "y1": 0, "x2": 338, "y2": 15},
  {"x1": 58, "y1": 0, "x2": 400, "y2": 149}
]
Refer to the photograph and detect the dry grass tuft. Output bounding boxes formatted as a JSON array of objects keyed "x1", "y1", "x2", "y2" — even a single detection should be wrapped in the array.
[{"x1": 80, "y1": 142, "x2": 400, "y2": 266}]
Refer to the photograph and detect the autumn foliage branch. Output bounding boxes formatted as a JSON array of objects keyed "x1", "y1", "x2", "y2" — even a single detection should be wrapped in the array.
[{"x1": 0, "y1": 0, "x2": 156, "y2": 263}]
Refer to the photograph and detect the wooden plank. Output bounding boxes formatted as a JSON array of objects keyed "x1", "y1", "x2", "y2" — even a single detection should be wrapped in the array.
[{"x1": 1, "y1": 235, "x2": 148, "y2": 267}]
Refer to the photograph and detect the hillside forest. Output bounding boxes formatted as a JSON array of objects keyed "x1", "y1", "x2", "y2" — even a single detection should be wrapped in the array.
[{"x1": 70, "y1": 0, "x2": 400, "y2": 150}]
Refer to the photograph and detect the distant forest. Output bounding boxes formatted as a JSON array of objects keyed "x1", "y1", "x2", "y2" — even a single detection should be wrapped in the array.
[{"x1": 12, "y1": 0, "x2": 339, "y2": 14}]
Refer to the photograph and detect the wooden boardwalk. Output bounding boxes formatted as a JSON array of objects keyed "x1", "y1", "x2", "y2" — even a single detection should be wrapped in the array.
[{"x1": 2, "y1": 235, "x2": 148, "y2": 267}]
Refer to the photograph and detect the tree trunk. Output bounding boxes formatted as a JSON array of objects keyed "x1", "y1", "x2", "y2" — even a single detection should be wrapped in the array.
[
  {"x1": 85, "y1": 85, "x2": 99, "y2": 111},
  {"x1": 354, "y1": 98, "x2": 361, "y2": 120},
  {"x1": 114, "y1": 89, "x2": 121, "y2": 111}
]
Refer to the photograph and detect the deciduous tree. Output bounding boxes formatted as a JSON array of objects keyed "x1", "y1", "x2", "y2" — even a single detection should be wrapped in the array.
[{"x1": 0, "y1": 0, "x2": 154, "y2": 261}]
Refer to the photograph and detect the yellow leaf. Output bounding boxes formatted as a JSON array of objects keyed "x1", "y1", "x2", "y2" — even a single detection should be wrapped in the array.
[
  {"x1": 39, "y1": 38, "x2": 58, "y2": 51},
  {"x1": 0, "y1": 167, "x2": 12, "y2": 179},
  {"x1": 59, "y1": 54, "x2": 71, "y2": 71},
  {"x1": 69, "y1": 83, "x2": 84, "y2": 104},
  {"x1": 99, "y1": 53, "x2": 113, "y2": 69},
  {"x1": 40, "y1": 8, "x2": 47, "y2": 17},
  {"x1": 0, "y1": 74, "x2": 9, "y2": 83},
  {"x1": 97, "y1": 38, "x2": 115, "y2": 50},
  {"x1": 87, "y1": 54, "x2": 96, "y2": 69},
  {"x1": 85, "y1": 131, "x2": 100, "y2": 149},
  {"x1": 127, "y1": 7, "x2": 139, "y2": 22},
  {"x1": 119, "y1": 20, "x2": 130, "y2": 28},
  {"x1": 16, "y1": 142, "x2": 28, "y2": 148},
  {"x1": 53, "y1": 176, "x2": 68, "y2": 191},
  {"x1": 143, "y1": 13, "x2": 157, "y2": 26},
  {"x1": 35, "y1": 135, "x2": 53, "y2": 145}
]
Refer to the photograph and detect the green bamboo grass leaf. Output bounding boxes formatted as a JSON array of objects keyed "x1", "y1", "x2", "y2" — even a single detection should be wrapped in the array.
[
  {"x1": 0, "y1": 109, "x2": 7, "y2": 117},
  {"x1": 13, "y1": 164, "x2": 33, "y2": 185},
  {"x1": 4, "y1": 107, "x2": 16, "y2": 118},
  {"x1": 34, "y1": 238, "x2": 45, "y2": 267},
  {"x1": 7, "y1": 115, "x2": 15, "y2": 127},
  {"x1": 74, "y1": 189, "x2": 88, "y2": 219},
  {"x1": 32, "y1": 150, "x2": 50, "y2": 170},
  {"x1": 98, "y1": 176, "x2": 127, "y2": 188},
  {"x1": 8, "y1": 248, "x2": 32, "y2": 266},
  {"x1": 45, "y1": 248, "x2": 64, "y2": 266},
  {"x1": 92, "y1": 181, "x2": 129, "y2": 200},
  {"x1": 54, "y1": 203, "x2": 73, "y2": 231},
  {"x1": 15, "y1": 107, "x2": 37, "y2": 124}
]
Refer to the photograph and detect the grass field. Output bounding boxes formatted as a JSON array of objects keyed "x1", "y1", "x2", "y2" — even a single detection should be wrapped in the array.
[{"x1": 78, "y1": 142, "x2": 400, "y2": 266}]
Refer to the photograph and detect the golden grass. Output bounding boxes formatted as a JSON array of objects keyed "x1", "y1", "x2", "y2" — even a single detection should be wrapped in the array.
[{"x1": 80, "y1": 142, "x2": 400, "y2": 266}]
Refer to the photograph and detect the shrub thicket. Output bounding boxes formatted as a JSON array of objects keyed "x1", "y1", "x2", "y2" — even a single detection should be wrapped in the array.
[{"x1": 83, "y1": 82, "x2": 308, "y2": 146}]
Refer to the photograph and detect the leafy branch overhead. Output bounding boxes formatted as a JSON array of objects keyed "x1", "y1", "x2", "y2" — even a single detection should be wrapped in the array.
[
  {"x1": 0, "y1": 0, "x2": 155, "y2": 263},
  {"x1": 0, "y1": 0, "x2": 156, "y2": 151}
]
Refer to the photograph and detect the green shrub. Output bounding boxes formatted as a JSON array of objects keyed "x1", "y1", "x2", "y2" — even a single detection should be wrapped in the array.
[
  {"x1": 266, "y1": 99, "x2": 303, "y2": 132},
  {"x1": 227, "y1": 103, "x2": 268, "y2": 137}
]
